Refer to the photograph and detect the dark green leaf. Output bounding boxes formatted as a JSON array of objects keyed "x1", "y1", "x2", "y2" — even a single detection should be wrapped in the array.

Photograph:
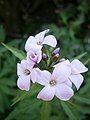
[
  {"x1": 0, "y1": 25, "x2": 5, "y2": 42},
  {"x1": 2, "y1": 43, "x2": 26, "y2": 60},
  {"x1": 74, "y1": 96, "x2": 90, "y2": 104},
  {"x1": 61, "y1": 101, "x2": 76, "y2": 120}
]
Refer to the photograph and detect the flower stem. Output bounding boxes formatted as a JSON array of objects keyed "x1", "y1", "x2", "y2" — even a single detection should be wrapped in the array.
[{"x1": 40, "y1": 101, "x2": 50, "y2": 120}]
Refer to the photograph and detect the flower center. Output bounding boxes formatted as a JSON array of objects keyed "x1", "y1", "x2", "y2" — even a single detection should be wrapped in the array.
[
  {"x1": 50, "y1": 80, "x2": 56, "y2": 86},
  {"x1": 24, "y1": 69, "x2": 30, "y2": 75},
  {"x1": 37, "y1": 41, "x2": 41, "y2": 45}
]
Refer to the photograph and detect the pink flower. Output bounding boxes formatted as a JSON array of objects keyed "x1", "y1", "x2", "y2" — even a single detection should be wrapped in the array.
[
  {"x1": 17, "y1": 60, "x2": 39, "y2": 91},
  {"x1": 54, "y1": 59, "x2": 88, "y2": 90},
  {"x1": 36, "y1": 65, "x2": 74, "y2": 101},
  {"x1": 25, "y1": 29, "x2": 57, "y2": 51},
  {"x1": 26, "y1": 49, "x2": 42, "y2": 63}
]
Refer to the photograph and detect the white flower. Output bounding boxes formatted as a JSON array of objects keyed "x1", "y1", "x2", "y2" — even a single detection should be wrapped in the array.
[
  {"x1": 36, "y1": 64, "x2": 74, "y2": 101},
  {"x1": 25, "y1": 29, "x2": 57, "y2": 51},
  {"x1": 17, "y1": 60, "x2": 40, "y2": 91},
  {"x1": 54, "y1": 59, "x2": 88, "y2": 90}
]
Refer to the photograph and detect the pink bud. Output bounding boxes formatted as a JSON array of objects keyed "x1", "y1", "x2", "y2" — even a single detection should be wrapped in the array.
[
  {"x1": 42, "y1": 53, "x2": 48, "y2": 59},
  {"x1": 59, "y1": 58, "x2": 66, "y2": 62},
  {"x1": 52, "y1": 48, "x2": 60, "y2": 55}
]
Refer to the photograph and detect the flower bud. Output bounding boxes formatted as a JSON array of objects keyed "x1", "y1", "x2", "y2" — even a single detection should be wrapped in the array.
[
  {"x1": 42, "y1": 53, "x2": 48, "y2": 59},
  {"x1": 27, "y1": 49, "x2": 42, "y2": 63},
  {"x1": 52, "y1": 48, "x2": 60, "y2": 55},
  {"x1": 59, "y1": 58, "x2": 66, "y2": 62}
]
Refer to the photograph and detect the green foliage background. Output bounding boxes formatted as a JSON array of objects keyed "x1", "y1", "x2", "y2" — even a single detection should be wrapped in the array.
[{"x1": 0, "y1": 0, "x2": 90, "y2": 120}]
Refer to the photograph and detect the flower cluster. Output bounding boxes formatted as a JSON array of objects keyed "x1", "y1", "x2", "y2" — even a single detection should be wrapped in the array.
[{"x1": 17, "y1": 29, "x2": 88, "y2": 101}]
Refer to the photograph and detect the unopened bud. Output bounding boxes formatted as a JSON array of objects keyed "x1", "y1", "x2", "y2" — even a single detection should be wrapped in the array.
[
  {"x1": 59, "y1": 58, "x2": 65, "y2": 62},
  {"x1": 54, "y1": 53, "x2": 59, "y2": 58},
  {"x1": 42, "y1": 53, "x2": 48, "y2": 59},
  {"x1": 52, "y1": 48, "x2": 60, "y2": 55}
]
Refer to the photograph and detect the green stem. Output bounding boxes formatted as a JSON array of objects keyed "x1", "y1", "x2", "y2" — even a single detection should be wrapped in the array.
[{"x1": 40, "y1": 102, "x2": 50, "y2": 120}]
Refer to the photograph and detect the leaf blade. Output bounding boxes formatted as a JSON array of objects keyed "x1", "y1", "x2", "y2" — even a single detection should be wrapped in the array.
[
  {"x1": 61, "y1": 101, "x2": 76, "y2": 120},
  {"x1": 2, "y1": 43, "x2": 26, "y2": 60}
]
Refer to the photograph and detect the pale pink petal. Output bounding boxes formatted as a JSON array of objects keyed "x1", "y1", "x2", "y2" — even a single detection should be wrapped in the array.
[
  {"x1": 53, "y1": 59, "x2": 70, "y2": 68},
  {"x1": 35, "y1": 29, "x2": 49, "y2": 42},
  {"x1": 30, "y1": 68, "x2": 39, "y2": 83},
  {"x1": 36, "y1": 50, "x2": 42, "y2": 63},
  {"x1": 55, "y1": 84, "x2": 74, "y2": 101},
  {"x1": 36, "y1": 70, "x2": 51, "y2": 85},
  {"x1": 69, "y1": 74, "x2": 84, "y2": 90},
  {"x1": 21, "y1": 60, "x2": 34, "y2": 71},
  {"x1": 17, "y1": 60, "x2": 34, "y2": 77},
  {"x1": 37, "y1": 85, "x2": 55, "y2": 101},
  {"x1": 52, "y1": 64, "x2": 71, "y2": 83},
  {"x1": 71, "y1": 59, "x2": 88, "y2": 74},
  {"x1": 42, "y1": 35, "x2": 57, "y2": 47},
  {"x1": 27, "y1": 50, "x2": 37, "y2": 63},
  {"x1": 25, "y1": 36, "x2": 42, "y2": 51},
  {"x1": 17, "y1": 63, "x2": 23, "y2": 76},
  {"x1": 31, "y1": 68, "x2": 51, "y2": 85},
  {"x1": 25, "y1": 36, "x2": 37, "y2": 51},
  {"x1": 66, "y1": 79, "x2": 72, "y2": 87},
  {"x1": 17, "y1": 75, "x2": 30, "y2": 91},
  {"x1": 27, "y1": 49, "x2": 42, "y2": 63}
]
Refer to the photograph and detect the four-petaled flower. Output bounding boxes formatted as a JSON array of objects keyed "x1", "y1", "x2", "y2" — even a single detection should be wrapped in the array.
[
  {"x1": 54, "y1": 59, "x2": 88, "y2": 90},
  {"x1": 36, "y1": 65, "x2": 74, "y2": 101},
  {"x1": 25, "y1": 29, "x2": 57, "y2": 51},
  {"x1": 17, "y1": 60, "x2": 39, "y2": 91}
]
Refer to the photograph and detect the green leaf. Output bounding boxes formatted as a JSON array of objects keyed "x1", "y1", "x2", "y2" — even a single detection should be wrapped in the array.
[
  {"x1": 61, "y1": 101, "x2": 76, "y2": 120},
  {"x1": 2, "y1": 43, "x2": 26, "y2": 60},
  {"x1": 0, "y1": 25, "x2": 5, "y2": 42},
  {"x1": 74, "y1": 96, "x2": 90, "y2": 104},
  {"x1": 11, "y1": 84, "x2": 41, "y2": 106},
  {"x1": 84, "y1": 58, "x2": 90, "y2": 65},
  {"x1": 60, "y1": 12, "x2": 68, "y2": 24},
  {"x1": 72, "y1": 52, "x2": 87, "y2": 60}
]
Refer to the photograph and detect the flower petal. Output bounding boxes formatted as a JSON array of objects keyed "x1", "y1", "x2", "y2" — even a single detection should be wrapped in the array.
[
  {"x1": 36, "y1": 50, "x2": 42, "y2": 63},
  {"x1": 31, "y1": 68, "x2": 51, "y2": 85},
  {"x1": 17, "y1": 75, "x2": 30, "y2": 91},
  {"x1": 37, "y1": 85, "x2": 55, "y2": 101},
  {"x1": 66, "y1": 79, "x2": 72, "y2": 87},
  {"x1": 27, "y1": 49, "x2": 42, "y2": 63},
  {"x1": 71, "y1": 59, "x2": 88, "y2": 74},
  {"x1": 25, "y1": 36, "x2": 36, "y2": 51},
  {"x1": 35, "y1": 29, "x2": 49, "y2": 42},
  {"x1": 43, "y1": 35, "x2": 57, "y2": 47},
  {"x1": 30, "y1": 68, "x2": 37, "y2": 83},
  {"x1": 21, "y1": 60, "x2": 34, "y2": 71},
  {"x1": 17, "y1": 60, "x2": 34, "y2": 77},
  {"x1": 52, "y1": 63, "x2": 71, "y2": 83},
  {"x1": 69, "y1": 74, "x2": 84, "y2": 90},
  {"x1": 27, "y1": 50, "x2": 38, "y2": 63},
  {"x1": 53, "y1": 59, "x2": 70, "y2": 68},
  {"x1": 17, "y1": 63, "x2": 23, "y2": 76},
  {"x1": 25, "y1": 36, "x2": 42, "y2": 51},
  {"x1": 55, "y1": 84, "x2": 74, "y2": 101}
]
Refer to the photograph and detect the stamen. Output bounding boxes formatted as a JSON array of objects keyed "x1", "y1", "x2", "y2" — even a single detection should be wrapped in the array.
[
  {"x1": 37, "y1": 41, "x2": 41, "y2": 45},
  {"x1": 24, "y1": 69, "x2": 30, "y2": 75},
  {"x1": 50, "y1": 80, "x2": 56, "y2": 86}
]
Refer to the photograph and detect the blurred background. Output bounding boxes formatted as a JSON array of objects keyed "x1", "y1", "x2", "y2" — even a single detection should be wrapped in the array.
[{"x1": 0, "y1": 0, "x2": 90, "y2": 120}]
